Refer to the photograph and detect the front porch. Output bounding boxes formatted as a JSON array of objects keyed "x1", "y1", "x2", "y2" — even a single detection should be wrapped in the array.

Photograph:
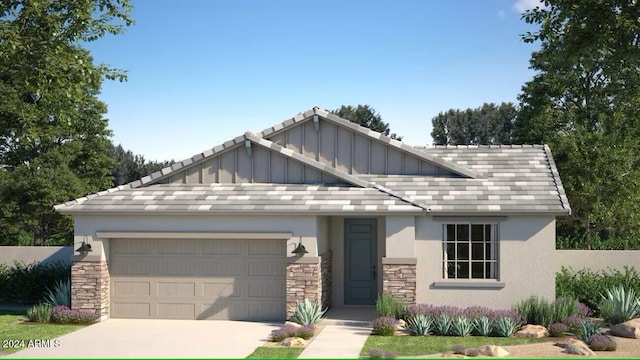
[{"x1": 286, "y1": 215, "x2": 417, "y2": 316}]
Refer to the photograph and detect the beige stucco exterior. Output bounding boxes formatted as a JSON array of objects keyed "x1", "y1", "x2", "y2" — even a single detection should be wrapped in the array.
[
  {"x1": 556, "y1": 250, "x2": 640, "y2": 272},
  {"x1": 414, "y1": 215, "x2": 556, "y2": 309}
]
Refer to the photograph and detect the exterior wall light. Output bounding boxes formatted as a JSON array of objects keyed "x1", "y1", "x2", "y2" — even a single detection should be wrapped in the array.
[
  {"x1": 291, "y1": 238, "x2": 309, "y2": 257},
  {"x1": 76, "y1": 236, "x2": 92, "y2": 256}
]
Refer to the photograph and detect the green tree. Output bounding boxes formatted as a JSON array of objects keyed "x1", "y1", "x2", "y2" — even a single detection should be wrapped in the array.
[
  {"x1": 431, "y1": 102, "x2": 517, "y2": 145},
  {"x1": 110, "y1": 143, "x2": 174, "y2": 186},
  {"x1": 514, "y1": 0, "x2": 640, "y2": 249},
  {"x1": 0, "y1": 0, "x2": 133, "y2": 245},
  {"x1": 331, "y1": 105, "x2": 402, "y2": 140}
]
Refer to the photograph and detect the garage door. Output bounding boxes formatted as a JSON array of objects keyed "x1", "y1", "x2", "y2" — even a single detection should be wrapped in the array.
[{"x1": 109, "y1": 238, "x2": 286, "y2": 321}]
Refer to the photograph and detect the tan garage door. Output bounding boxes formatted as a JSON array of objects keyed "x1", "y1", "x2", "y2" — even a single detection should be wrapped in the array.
[{"x1": 109, "y1": 238, "x2": 286, "y2": 321}]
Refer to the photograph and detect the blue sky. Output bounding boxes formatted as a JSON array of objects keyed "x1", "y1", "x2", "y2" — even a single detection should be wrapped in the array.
[{"x1": 86, "y1": 0, "x2": 543, "y2": 162}]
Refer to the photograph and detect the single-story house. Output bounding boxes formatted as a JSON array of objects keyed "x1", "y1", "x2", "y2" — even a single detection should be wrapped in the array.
[{"x1": 55, "y1": 107, "x2": 571, "y2": 321}]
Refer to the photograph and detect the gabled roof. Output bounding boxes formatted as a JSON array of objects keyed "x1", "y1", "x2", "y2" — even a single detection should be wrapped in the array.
[{"x1": 54, "y1": 107, "x2": 571, "y2": 216}]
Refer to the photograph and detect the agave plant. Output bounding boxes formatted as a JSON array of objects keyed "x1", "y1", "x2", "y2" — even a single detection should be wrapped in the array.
[
  {"x1": 404, "y1": 313, "x2": 433, "y2": 336},
  {"x1": 288, "y1": 298, "x2": 327, "y2": 325},
  {"x1": 579, "y1": 318, "x2": 602, "y2": 343},
  {"x1": 473, "y1": 316, "x2": 493, "y2": 336},
  {"x1": 451, "y1": 316, "x2": 473, "y2": 336},
  {"x1": 433, "y1": 313, "x2": 452, "y2": 336},
  {"x1": 45, "y1": 278, "x2": 71, "y2": 307},
  {"x1": 599, "y1": 285, "x2": 640, "y2": 325},
  {"x1": 493, "y1": 316, "x2": 520, "y2": 337}
]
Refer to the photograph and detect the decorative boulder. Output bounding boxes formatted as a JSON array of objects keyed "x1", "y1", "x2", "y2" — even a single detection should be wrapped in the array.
[
  {"x1": 284, "y1": 321, "x2": 302, "y2": 328},
  {"x1": 477, "y1": 345, "x2": 510, "y2": 357},
  {"x1": 516, "y1": 324, "x2": 549, "y2": 338},
  {"x1": 554, "y1": 339, "x2": 596, "y2": 356},
  {"x1": 609, "y1": 318, "x2": 640, "y2": 339},
  {"x1": 397, "y1": 319, "x2": 406, "y2": 330},
  {"x1": 279, "y1": 337, "x2": 307, "y2": 347}
]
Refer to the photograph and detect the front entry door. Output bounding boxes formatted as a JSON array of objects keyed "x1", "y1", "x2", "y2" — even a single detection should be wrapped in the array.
[{"x1": 344, "y1": 218, "x2": 377, "y2": 305}]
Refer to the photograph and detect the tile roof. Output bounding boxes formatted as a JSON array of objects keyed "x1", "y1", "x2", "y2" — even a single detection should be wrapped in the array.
[
  {"x1": 56, "y1": 183, "x2": 423, "y2": 214},
  {"x1": 54, "y1": 108, "x2": 571, "y2": 216}
]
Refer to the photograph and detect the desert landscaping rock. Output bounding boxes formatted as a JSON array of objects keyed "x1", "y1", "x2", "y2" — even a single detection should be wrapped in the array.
[
  {"x1": 516, "y1": 324, "x2": 549, "y2": 338},
  {"x1": 554, "y1": 338, "x2": 595, "y2": 356},
  {"x1": 609, "y1": 318, "x2": 640, "y2": 339},
  {"x1": 477, "y1": 345, "x2": 510, "y2": 357},
  {"x1": 284, "y1": 321, "x2": 302, "y2": 328},
  {"x1": 279, "y1": 337, "x2": 307, "y2": 347}
]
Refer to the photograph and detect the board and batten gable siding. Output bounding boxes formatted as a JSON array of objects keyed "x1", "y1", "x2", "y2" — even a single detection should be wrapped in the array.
[
  {"x1": 160, "y1": 143, "x2": 341, "y2": 185},
  {"x1": 266, "y1": 119, "x2": 458, "y2": 176}
]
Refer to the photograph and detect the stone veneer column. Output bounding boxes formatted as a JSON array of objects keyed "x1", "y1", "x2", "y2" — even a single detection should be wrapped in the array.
[
  {"x1": 320, "y1": 250, "x2": 332, "y2": 310},
  {"x1": 286, "y1": 252, "x2": 333, "y2": 318},
  {"x1": 71, "y1": 257, "x2": 109, "y2": 320},
  {"x1": 382, "y1": 258, "x2": 417, "y2": 304}
]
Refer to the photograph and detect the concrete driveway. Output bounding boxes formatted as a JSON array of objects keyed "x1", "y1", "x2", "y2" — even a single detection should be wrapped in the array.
[{"x1": 6, "y1": 319, "x2": 279, "y2": 358}]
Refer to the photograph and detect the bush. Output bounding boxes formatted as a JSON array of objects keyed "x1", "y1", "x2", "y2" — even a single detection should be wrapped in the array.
[
  {"x1": 297, "y1": 324, "x2": 315, "y2": 340},
  {"x1": 270, "y1": 324, "x2": 315, "y2": 341},
  {"x1": 288, "y1": 298, "x2": 326, "y2": 325},
  {"x1": 50, "y1": 306, "x2": 98, "y2": 324},
  {"x1": 556, "y1": 266, "x2": 640, "y2": 314},
  {"x1": 473, "y1": 316, "x2": 492, "y2": 337},
  {"x1": 451, "y1": 316, "x2": 473, "y2": 337},
  {"x1": 579, "y1": 318, "x2": 602, "y2": 343},
  {"x1": 514, "y1": 296, "x2": 584, "y2": 327},
  {"x1": 493, "y1": 316, "x2": 520, "y2": 337},
  {"x1": 404, "y1": 313, "x2": 433, "y2": 336},
  {"x1": 45, "y1": 278, "x2": 71, "y2": 307},
  {"x1": 548, "y1": 322, "x2": 569, "y2": 337},
  {"x1": 0, "y1": 261, "x2": 71, "y2": 304},
  {"x1": 598, "y1": 285, "x2": 640, "y2": 325},
  {"x1": 562, "y1": 315, "x2": 584, "y2": 335},
  {"x1": 26, "y1": 303, "x2": 51, "y2": 323},
  {"x1": 587, "y1": 334, "x2": 617, "y2": 351},
  {"x1": 376, "y1": 293, "x2": 405, "y2": 319},
  {"x1": 372, "y1": 317, "x2": 397, "y2": 336}
]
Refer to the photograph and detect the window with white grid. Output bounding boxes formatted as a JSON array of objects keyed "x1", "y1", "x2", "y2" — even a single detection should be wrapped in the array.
[{"x1": 443, "y1": 224, "x2": 498, "y2": 280}]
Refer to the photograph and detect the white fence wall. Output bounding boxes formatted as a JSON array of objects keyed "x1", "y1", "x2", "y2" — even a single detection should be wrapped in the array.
[
  {"x1": 0, "y1": 246, "x2": 73, "y2": 267},
  {"x1": 556, "y1": 250, "x2": 640, "y2": 273}
]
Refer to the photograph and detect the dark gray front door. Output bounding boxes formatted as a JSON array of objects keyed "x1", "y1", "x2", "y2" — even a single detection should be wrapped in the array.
[{"x1": 344, "y1": 218, "x2": 377, "y2": 305}]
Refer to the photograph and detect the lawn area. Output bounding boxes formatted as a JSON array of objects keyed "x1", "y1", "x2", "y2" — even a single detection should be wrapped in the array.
[
  {"x1": 360, "y1": 335, "x2": 551, "y2": 356},
  {"x1": 0, "y1": 314, "x2": 86, "y2": 354},
  {"x1": 245, "y1": 346, "x2": 304, "y2": 359}
]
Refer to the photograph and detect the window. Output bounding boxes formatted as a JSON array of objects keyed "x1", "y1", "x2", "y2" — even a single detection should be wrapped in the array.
[{"x1": 443, "y1": 224, "x2": 498, "y2": 280}]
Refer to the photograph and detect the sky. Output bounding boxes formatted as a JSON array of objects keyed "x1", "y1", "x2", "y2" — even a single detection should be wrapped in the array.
[{"x1": 86, "y1": 0, "x2": 544, "y2": 162}]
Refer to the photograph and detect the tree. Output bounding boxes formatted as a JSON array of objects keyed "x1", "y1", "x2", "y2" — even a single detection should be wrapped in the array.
[
  {"x1": 0, "y1": 0, "x2": 133, "y2": 245},
  {"x1": 109, "y1": 143, "x2": 174, "y2": 186},
  {"x1": 514, "y1": 0, "x2": 640, "y2": 249},
  {"x1": 431, "y1": 102, "x2": 517, "y2": 145},
  {"x1": 331, "y1": 105, "x2": 402, "y2": 140}
]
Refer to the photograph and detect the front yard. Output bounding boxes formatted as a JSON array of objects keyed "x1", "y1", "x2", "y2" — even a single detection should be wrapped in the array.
[{"x1": 360, "y1": 335, "x2": 549, "y2": 357}]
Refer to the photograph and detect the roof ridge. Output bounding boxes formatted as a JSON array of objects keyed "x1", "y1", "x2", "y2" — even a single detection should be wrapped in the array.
[{"x1": 542, "y1": 144, "x2": 571, "y2": 214}]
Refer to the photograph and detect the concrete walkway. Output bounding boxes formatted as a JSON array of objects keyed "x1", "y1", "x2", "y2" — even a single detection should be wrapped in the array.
[{"x1": 299, "y1": 306, "x2": 375, "y2": 358}]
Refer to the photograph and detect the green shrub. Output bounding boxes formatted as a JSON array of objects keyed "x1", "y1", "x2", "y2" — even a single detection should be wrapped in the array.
[
  {"x1": 0, "y1": 261, "x2": 71, "y2": 304},
  {"x1": 514, "y1": 296, "x2": 584, "y2": 327},
  {"x1": 50, "y1": 306, "x2": 98, "y2": 324},
  {"x1": 473, "y1": 316, "x2": 492, "y2": 336},
  {"x1": 598, "y1": 285, "x2": 640, "y2": 325},
  {"x1": 45, "y1": 278, "x2": 71, "y2": 307},
  {"x1": 404, "y1": 313, "x2": 433, "y2": 336},
  {"x1": 548, "y1": 322, "x2": 569, "y2": 337},
  {"x1": 587, "y1": 334, "x2": 617, "y2": 351},
  {"x1": 579, "y1": 318, "x2": 602, "y2": 343},
  {"x1": 288, "y1": 298, "x2": 326, "y2": 325},
  {"x1": 451, "y1": 316, "x2": 473, "y2": 337},
  {"x1": 556, "y1": 266, "x2": 640, "y2": 314},
  {"x1": 375, "y1": 293, "x2": 405, "y2": 319},
  {"x1": 433, "y1": 313, "x2": 452, "y2": 336},
  {"x1": 493, "y1": 316, "x2": 520, "y2": 337},
  {"x1": 372, "y1": 317, "x2": 397, "y2": 336},
  {"x1": 26, "y1": 303, "x2": 52, "y2": 323}
]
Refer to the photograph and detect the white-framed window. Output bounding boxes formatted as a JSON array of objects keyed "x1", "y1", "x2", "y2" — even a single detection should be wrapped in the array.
[{"x1": 443, "y1": 224, "x2": 498, "y2": 280}]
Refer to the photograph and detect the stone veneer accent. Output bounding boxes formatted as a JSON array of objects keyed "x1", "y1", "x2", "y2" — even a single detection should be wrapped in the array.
[
  {"x1": 71, "y1": 259, "x2": 109, "y2": 319},
  {"x1": 320, "y1": 250, "x2": 332, "y2": 310},
  {"x1": 382, "y1": 263, "x2": 417, "y2": 304},
  {"x1": 286, "y1": 251, "x2": 332, "y2": 317}
]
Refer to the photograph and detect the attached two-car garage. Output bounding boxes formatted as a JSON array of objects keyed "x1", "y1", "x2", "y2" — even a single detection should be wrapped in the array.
[{"x1": 108, "y1": 236, "x2": 287, "y2": 321}]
